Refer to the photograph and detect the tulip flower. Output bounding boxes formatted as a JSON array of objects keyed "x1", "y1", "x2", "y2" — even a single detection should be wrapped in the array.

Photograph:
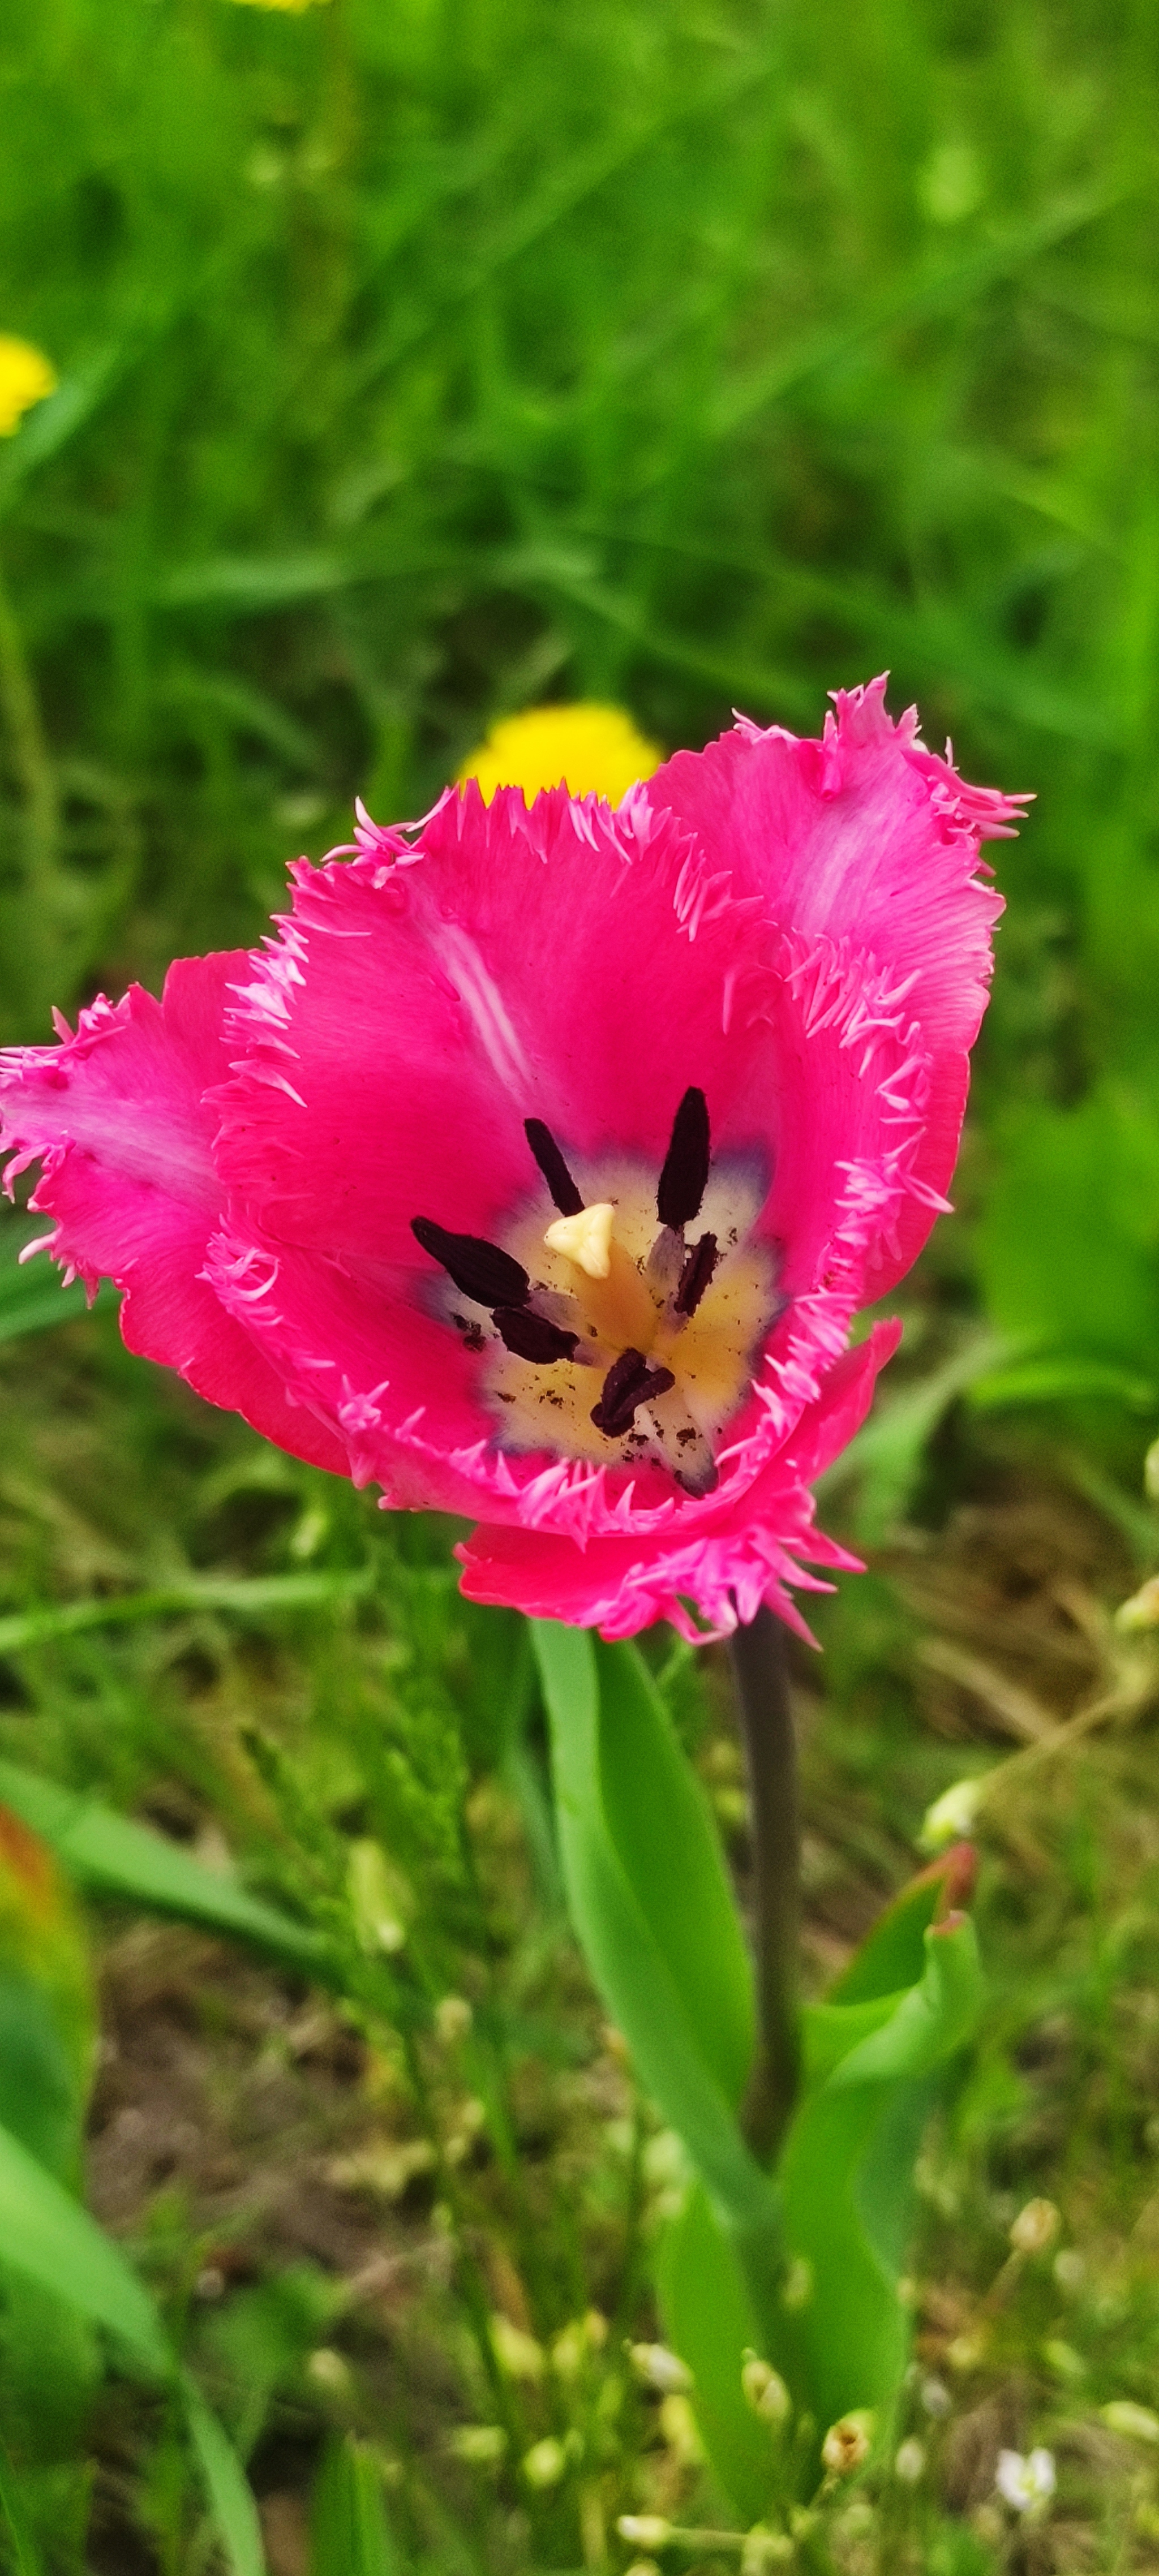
[{"x1": 0, "y1": 678, "x2": 1021, "y2": 1641}]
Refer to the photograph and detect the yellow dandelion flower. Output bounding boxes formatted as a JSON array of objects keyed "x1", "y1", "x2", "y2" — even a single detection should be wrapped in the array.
[
  {"x1": 0, "y1": 337, "x2": 57, "y2": 438},
  {"x1": 458, "y1": 703, "x2": 663, "y2": 806}
]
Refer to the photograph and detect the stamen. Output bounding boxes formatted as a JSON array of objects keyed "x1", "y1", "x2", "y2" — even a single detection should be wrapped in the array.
[
  {"x1": 591, "y1": 1348, "x2": 676, "y2": 1439},
  {"x1": 657, "y1": 1086, "x2": 711, "y2": 1230},
  {"x1": 674, "y1": 1231, "x2": 719, "y2": 1318},
  {"x1": 544, "y1": 1201, "x2": 615, "y2": 1280},
  {"x1": 525, "y1": 1118, "x2": 583, "y2": 1216},
  {"x1": 645, "y1": 1224, "x2": 685, "y2": 1300},
  {"x1": 493, "y1": 1305, "x2": 578, "y2": 1365},
  {"x1": 411, "y1": 1216, "x2": 530, "y2": 1309}
]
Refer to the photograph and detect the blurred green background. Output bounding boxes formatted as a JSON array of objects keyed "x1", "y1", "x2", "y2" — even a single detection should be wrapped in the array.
[
  {"x1": 4, "y1": 3, "x2": 1159, "y2": 2570},
  {"x1": 3, "y1": 0, "x2": 1159, "y2": 1411}
]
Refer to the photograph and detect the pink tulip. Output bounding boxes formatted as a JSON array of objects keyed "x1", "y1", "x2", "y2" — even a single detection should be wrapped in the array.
[{"x1": 1, "y1": 678, "x2": 1023, "y2": 1640}]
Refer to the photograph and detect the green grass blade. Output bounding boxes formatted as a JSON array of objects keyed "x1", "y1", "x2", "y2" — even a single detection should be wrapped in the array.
[
  {"x1": 183, "y1": 2375, "x2": 267, "y2": 2576},
  {"x1": 0, "y1": 1759, "x2": 325, "y2": 1973},
  {"x1": 310, "y1": 2437, "x2": 401, "y2": 2576},
  {"x1": 0, "y1": 2438, "x2": 44, "y2": 2576},
  {"x1": 0, "y1": 1567, "x2": 372, "y2": 1658}
]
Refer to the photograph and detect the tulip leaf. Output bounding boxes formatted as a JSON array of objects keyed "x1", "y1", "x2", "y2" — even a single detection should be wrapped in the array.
[
  {"x1": 778, "y1": 1916, "x2": 983, "y2": 2433},
  {"x1": 659, "y1": 1915, "x2": 983, "y2": 2504},
  {"x1": 532, "y1": 1620, "x2": 778, "y2": 2263},
  {"x1": 0, "y1": 1758, "x2": 327, "y2": 1976},
  {"x1": 655, "y1": 2182, "x2": 780, "y2": 2526},
  {"x1": 590, "y1": 1639, "x2": 755, "y2": 2108},
  {"x1": 828, "y1": 1844, "x2": 976, "y2": 2006}
]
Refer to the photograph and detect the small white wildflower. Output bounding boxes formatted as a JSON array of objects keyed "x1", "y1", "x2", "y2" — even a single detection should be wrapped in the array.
[
  {"x1": 920, "y1": 2375, "x2": 951, "y2": 2418},
  {"x1": 894, "y1": 2438, "x2": 926, "y2": 2484},
  {"x1": 616, "y1": 2517, "x2": 671, "y2": 2549},
  {"x1": 307, "y1": 2347, "x2": 352, "y2": 2396},
  {"x1": 995, "y1": 2448, "x2": 1056, "y2": 2513},
  {"x1": 434, "y1": 1994, "x2": 473, "y2": 2044}
]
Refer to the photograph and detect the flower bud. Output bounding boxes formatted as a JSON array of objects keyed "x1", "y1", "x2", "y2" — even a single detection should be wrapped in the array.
[
  {"x1": 659, "y1": 2396, "x2": 704, "y2": 2466},
  {"x1": 740, "y1": 2353, "x2": 791, "y2": 2427},
  {"x1": 740, "y1": 2526, "x2": 794, "y2": 2571},
  {"x1": 490, "y1": 2313, "x2": 545, "y2": 2381},
  {"x1": 522, "y1": 2437, "x2": 566, "y2": 2489},
  {"x1": 434, "y1": 1994, "x2": 473, "y2": 2044},
  {"x1": 447, "y1": 2424, "x2": 507, "y2": 2463},
  {"x1": 1009, "y1": 2197, "x2": 1060, "y2": 2256},
  {"x1": 921, "y1": 1778, "x2": 984, "y2": 1851},
  {"x1": 616, "y1": 2517, "x2": 671, "y2": 2549},
  {"x1": 347, "y1": 1838, "x2": 410, "y2": 1954},
  {"x1": 821, "y1": 2412, "x2": 874, "y2": 2476},
  {"x1": 1101, "y1": 2400, "x2": 1159, "y2": 2444},
  {"x1": 627, "y1": 2342, "x2": 692, "y2": 2394},
  {"x1": 307, "y1": 2346, "x2": 353, "y2": 2397},
  {"x1": 1115, "y1": 1574, "x2": 1159, "y2": 1631},
  {"x1": 780, "y1": 2256, "x2": 813, "y2": 2311},
  {"x1": 552, "y1": 2320, "x2": 587, "y2": 2380}
]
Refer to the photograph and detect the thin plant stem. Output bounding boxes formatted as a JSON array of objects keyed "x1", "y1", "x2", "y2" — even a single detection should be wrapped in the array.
[
  {"x1": 729, "y1": 1604, "x2": 801, "y2": 2163},
  {"x1": 0, "y1": 552, "x2": 59, "y2": 893},
  {"x1": 0, "y1": 548, "x2": 61, "y2": 1019}
]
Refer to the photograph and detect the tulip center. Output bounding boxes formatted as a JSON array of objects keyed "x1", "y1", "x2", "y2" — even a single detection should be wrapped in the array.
[{"x1": 411, "y1": 1091, "x2": 779, "y2": 1496}]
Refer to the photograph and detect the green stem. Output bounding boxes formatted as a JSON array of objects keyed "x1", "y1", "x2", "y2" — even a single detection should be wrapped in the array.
[
  {"x1": 0, "y1": 551, "x2": 59, "y2": 904},
  {"x1": 729, "y1": 1606, "x2": 801, "y2": 2163}
]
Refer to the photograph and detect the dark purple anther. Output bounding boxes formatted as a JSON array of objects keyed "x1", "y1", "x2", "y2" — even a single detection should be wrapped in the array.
[
  {"x1": 657, "y1": 1087, "x2": 711, "y2": 1230},
  {"x1": 493, "y1": 1305, "x2": 579, "y2": 1365},
  {"x1": 411, "y1": 1217, "x2": 530, "y2": 1309},
  {"x1": 675, "y1": 1231, "x2": 719, "y2": 1317},
  {"x1": 591, "y1": 1347, "x2": 677, "y2": 1439},
  {"x1": 525, "y1": 1118, "x2": 584, "y2": 1216}
]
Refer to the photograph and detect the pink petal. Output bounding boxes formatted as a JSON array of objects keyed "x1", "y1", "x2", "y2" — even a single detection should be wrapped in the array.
[
  {"x1": 457, "y1": 1322, "x2": 899, "y2": 1638},
  {"x1": 0, "y1": 956, "x2": 347, "y2": 1474},
  {"x1": 643, "y1": 677, "x2": 1023, "y2": 1295}
]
